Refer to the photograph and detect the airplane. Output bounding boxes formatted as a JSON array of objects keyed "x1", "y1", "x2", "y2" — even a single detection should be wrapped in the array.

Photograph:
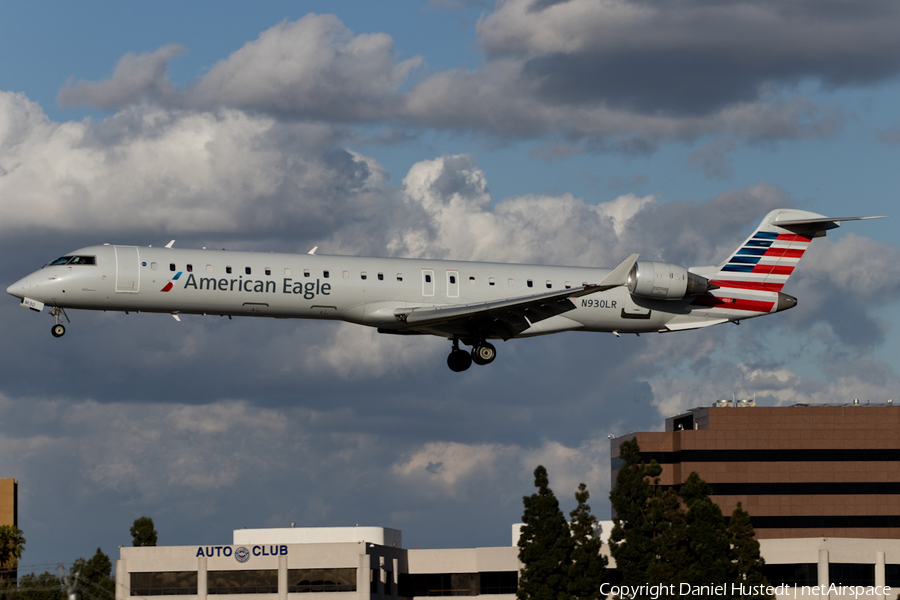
[{"x1": 6, "y1": 208, "x2": 886, "y2": 372}]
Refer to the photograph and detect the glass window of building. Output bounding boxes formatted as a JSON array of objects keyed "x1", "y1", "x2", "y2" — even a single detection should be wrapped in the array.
[
  {"x1": 131, "y1": 572, "x2": 198, "y2": 596},
  {"x1": 288, "y1": 568, "x2": 356, "y2": 593},
  {"x1": 207, "y1": 570, "x2": 278, "y2": 595}
]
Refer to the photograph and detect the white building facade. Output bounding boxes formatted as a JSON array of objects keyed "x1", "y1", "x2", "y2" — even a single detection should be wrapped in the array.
[
  {"x1": 116, "y1": 527, "x2": 518, "y2": 600},
  {"x1": 117, "y1": 525, "x2": 900, "y2": 600}
]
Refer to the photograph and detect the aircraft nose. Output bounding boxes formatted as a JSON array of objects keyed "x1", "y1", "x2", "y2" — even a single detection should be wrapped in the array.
[{"x1": 7, "y1": 276, "x2": 29, "y2": 299}]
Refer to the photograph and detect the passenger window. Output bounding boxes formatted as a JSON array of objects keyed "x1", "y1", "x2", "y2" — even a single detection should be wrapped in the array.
[
  {"x1": 489, "y1": 277, "x2": 496, "y2": 286},
  {"x1": 469, "y1": 276, "x2": 475, "y2": 284},
  {"x1": 546, "y1": 280, "x2": 552, "y2": 288},
  {"x1": 449, "y1": 275, "x2": 456, "y2": 284},
  {"x1": 342, "y1": 271, "x2": 349, "y2": 279},
  {"x1": 425, "y1": 274, "x2": 432, "y2": 283},
  {"x1": 265, "y1": 268, "x2": 271, "y2": 276},
  {"x1": 245, "y1": 267, "x2": 251, "y2": 275},
  {"x1": 508, "y1": 278, "x2": 515, "y2": 286},
  {"x1": 303, "y1": 269, "x2": 310, "y2": 278},
  {"x1": 170, "y1": 264, "x2": 176, "y2": 272},
  {"x1": 206, "y1": 265, "x2": 213, "y2": 273},
  {"x1": 565, "y1": 281, "x2": 572, "y2": 289},
  {"x1": 527, "y1": 279, "x2": 533, "y2": 288},
  {"x1": 285, "y1": 268, "x2": 291, "y2": 277},
  {"x1": 226, "y1": 266, "x2": 232, "y2": 274},
  {"x1": 187, "y1": 264, "x2": 193, "y2": 272},
  {"x1": 361, "y1": 272, "x2": 367, "y2": 280},
  {"x1": 378, "y1": 273, "x2": 384, "y2": 281},
  {"x1": 323, "y1": 271, "x2": 330, "y2": 278},
  {"x1": 151, "y1": 262, "x2": 158, "y2": 271},
  {"x1": 397, "y1": 274, "x2": 403, "y2": 281}
]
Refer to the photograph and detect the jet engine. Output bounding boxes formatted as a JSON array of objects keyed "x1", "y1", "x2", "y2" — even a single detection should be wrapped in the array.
[{"x1": 627, "y1": 261, "x2": 713, "y2": 300}]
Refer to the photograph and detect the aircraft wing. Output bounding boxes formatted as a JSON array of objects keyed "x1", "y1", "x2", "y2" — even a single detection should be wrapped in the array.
[{"x1": 392, "y1": 254, "x2": 638, "y2": 340}]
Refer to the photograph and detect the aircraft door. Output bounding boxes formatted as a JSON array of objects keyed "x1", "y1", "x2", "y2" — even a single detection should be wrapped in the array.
[
  {"x1": 114, "y1": 246, "x2": 141, "y2": 293},
  {"x1": 422, "y1": 269, "x2": 434, "y2": 297},
  {"x1": 447, "y1": 270, "x2": 459, "y2": 298}
]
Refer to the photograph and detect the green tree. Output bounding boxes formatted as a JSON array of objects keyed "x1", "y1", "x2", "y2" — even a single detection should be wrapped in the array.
[
  {"x1": 72, "y1": 548, "x2": 115, "y2": 600},
  {"x1": 130, "y1": 517, "x2": 157, "y2": 547},
  {"x1": 644, "y1": 487, "x2": 689, "y2": 592},
  {"x1": 729, "y1": 503, "x2": 773, "y2": 600},
  {"x1": 0, "y1": 525, "x2": 26, "y2": 584},
  {"x1": 567, "y1": 484, "x2": 607, "y2": 600},
  {"x1": 679, "y1": 472, "x2": 735, "y2": 592},
  {"x1": 608, "y1": 439, "x2": 665, "y2": 593},
  {"x1": 517, "y1": 465, "x2": 574, "y2": 600},
  {"x1": 12, "y1": 572, "x2": 65, "y2": 600}
]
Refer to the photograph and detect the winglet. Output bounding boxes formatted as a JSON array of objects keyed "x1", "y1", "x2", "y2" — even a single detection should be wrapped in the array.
[
  {"x1": 165, "y1": 240, "x2": 175, "y2": 249},
  {"x1": 596, "y1": 253, "x2": 639, "y2": 291},
  {"x1": 308, "y1": 246, "x2": 318, "y2": 255}
]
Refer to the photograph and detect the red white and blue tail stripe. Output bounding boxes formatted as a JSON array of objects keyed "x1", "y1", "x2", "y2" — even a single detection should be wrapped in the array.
[{"x1": 691, "y1": 209, "x2": 885, "y2": 316}]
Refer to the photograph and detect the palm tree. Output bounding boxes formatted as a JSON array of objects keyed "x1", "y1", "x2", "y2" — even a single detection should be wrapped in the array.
[{"x1": 0, "y1": 524, "x2": 26, "y2": 583}]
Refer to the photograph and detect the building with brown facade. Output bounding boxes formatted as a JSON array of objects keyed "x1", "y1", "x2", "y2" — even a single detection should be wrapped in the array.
[
  {"x1": 0, "y1": 477, "x2": 18, "y2": 583},
  {"x1": 610, "y1": 402, "x2": 900, "y2": 540},
  {"x1": 0, "y1": 478, "x2": 16, "y2": 528}
]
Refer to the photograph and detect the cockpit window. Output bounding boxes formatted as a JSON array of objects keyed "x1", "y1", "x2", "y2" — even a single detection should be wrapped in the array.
[{"x1": 48, "y1": 255, "x2": 96, "y2": 266}]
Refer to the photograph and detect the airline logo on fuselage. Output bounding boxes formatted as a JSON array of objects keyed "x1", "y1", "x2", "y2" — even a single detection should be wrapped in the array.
[
  {"x1": 161, "y1": 272, "x2": 183, "y2": 292},
  {"x1": 178, "y1": 273, "x2": 331, "y2": 299}
]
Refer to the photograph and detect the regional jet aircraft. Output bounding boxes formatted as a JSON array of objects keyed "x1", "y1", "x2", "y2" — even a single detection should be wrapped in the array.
[{"x1": 6, "y1": 209, "x2": 885, "y2": 371}]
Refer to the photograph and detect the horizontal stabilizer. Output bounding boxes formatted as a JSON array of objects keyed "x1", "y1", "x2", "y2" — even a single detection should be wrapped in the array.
[{"x1": 770, "y1": 214, "x2": 887, "y2": 234}]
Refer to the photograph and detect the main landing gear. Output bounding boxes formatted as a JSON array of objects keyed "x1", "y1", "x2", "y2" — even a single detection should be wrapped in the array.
[
  {"x1": 447, "y1": 338, "x2": 497, "y2": 372},
  {"x1": 50, "y1": 305, "x2": 69, "y2": 338}
]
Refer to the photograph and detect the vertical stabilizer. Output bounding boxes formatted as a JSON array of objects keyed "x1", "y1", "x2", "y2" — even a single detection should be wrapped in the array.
[{"x1": 710, "y1": 208, "x2": 826, "y2": 294}]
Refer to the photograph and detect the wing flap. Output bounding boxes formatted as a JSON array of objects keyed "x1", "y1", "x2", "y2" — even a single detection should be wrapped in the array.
[{"x1": 394, "y1": 254, "x2": 639, "y2": 339}]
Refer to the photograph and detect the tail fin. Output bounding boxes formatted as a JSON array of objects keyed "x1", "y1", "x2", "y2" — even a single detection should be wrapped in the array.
[
  {"x1": 707, "y1": 209, "x2": 886, "y2": 293},
  {"x1": 691, "y1": 209, "x2": 885, "y2": 315}
]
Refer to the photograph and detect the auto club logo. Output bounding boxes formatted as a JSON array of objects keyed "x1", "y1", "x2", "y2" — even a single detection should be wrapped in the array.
[{"x1": 235, "y1": 547, "x2": 250, "y2": 563}]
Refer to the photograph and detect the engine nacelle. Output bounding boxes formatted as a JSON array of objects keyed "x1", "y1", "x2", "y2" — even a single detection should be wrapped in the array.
[{"x1": 627, "y1": 261, "x2": 712, "y2": 300}]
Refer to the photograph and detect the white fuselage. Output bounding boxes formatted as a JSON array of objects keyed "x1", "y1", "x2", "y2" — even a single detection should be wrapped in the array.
[{"x1": 7, "y1": 244, "x2": 747, "y2": 338}]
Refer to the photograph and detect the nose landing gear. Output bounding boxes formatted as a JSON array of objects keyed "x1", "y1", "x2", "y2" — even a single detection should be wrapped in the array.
[
  {"x1": 49, "y1": 305, "x2": 69, "y2": 338},
  {"x1": 446, "y1": 338, "x2": 497, "y2": 372}
]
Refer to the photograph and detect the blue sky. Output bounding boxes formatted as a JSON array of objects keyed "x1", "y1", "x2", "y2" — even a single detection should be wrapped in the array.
[{"x1": 1, "y1": 0, "x2": 899, "y2": 572}]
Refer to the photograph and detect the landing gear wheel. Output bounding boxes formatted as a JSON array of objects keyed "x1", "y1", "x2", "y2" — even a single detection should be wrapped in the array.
[
  {"x1": 51, "y1": 324, "x2": 66, "y2": 338},
  {"x1": 471, "y1": 342, "x2": 497, "y2": 366},
  {"x1": 447, "y1": 349, "x2": 472, "y2": 372}
]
